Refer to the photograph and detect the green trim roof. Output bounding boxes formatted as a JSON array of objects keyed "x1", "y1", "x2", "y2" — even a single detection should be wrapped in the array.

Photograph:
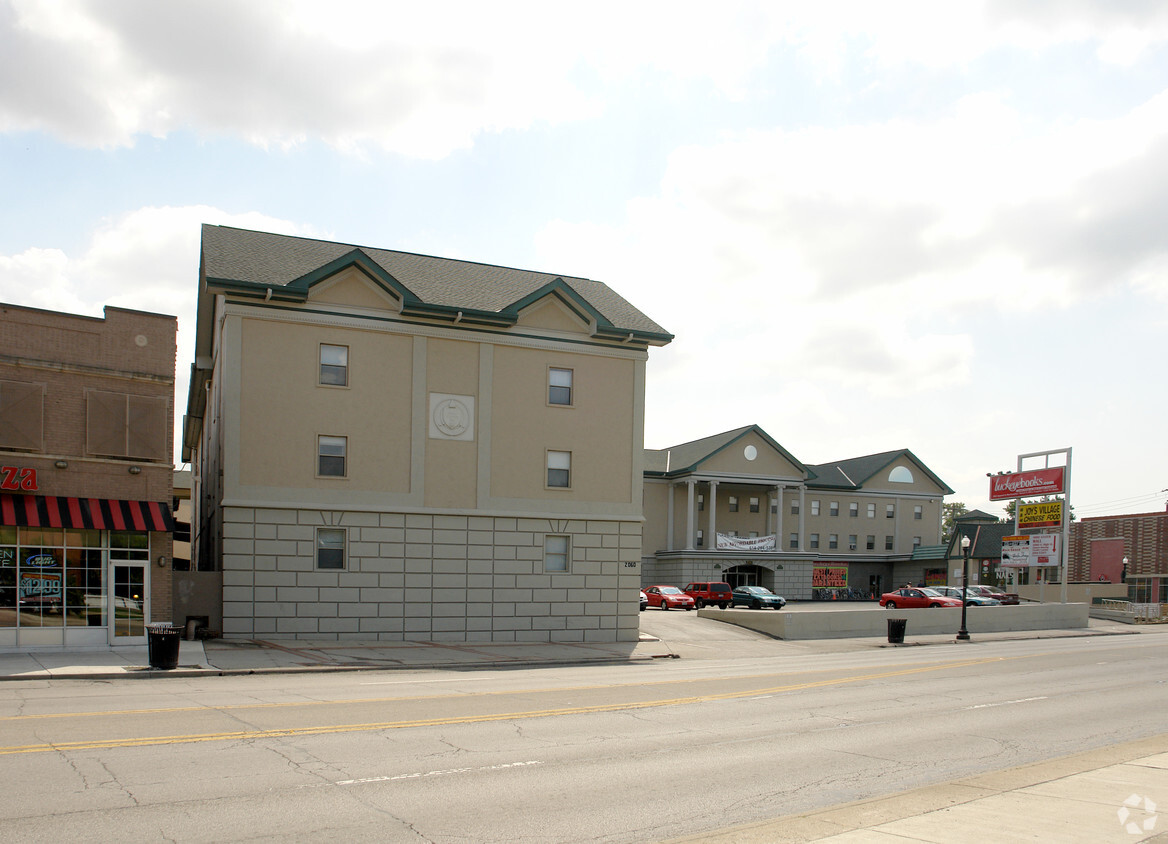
[
  {"x1": 644, "y1": 425, "x2": 808, "y2": 478},
  {"x1": 200, "y1": 225, "x2": 673, "y2": 344},
  {"x1": 806, "y1": 449, "x2": 955, "y2": 495}
]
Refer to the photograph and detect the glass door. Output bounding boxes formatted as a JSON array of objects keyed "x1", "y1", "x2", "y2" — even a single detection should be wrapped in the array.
[{"x1": 111, "y1": 563, "x2": 147, "y2": 643}]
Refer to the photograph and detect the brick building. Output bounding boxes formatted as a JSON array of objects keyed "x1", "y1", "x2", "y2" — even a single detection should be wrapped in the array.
[
  {"x1": 0, "y1": 303, "x2": 176, "y2": 649},
  {"x1": 1069, "y1": 508, "x2": 1168, "y2": 603}
]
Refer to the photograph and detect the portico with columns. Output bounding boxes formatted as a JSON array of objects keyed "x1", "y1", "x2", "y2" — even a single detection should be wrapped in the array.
[{"x1": 642, "y1": 425, "x2": 954, "y2": 600}]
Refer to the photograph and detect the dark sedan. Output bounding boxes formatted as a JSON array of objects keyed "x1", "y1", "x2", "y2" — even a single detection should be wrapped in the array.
[{"x1": 728, "y1": 586, "x2": 786, "y2": 609}]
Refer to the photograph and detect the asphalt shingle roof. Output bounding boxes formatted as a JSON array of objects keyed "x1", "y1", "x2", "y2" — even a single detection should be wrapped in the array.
[{"x1": 201, "y1": 225, "x2": 671, "y2": 340}]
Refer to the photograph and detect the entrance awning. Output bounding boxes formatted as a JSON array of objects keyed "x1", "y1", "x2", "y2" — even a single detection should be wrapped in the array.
[{"x1": 0, "y1": 495, "x2": 174, "y2": 532}]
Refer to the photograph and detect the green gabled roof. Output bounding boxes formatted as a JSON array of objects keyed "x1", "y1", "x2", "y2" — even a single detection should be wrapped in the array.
[
  {"x1": 200, "y1": 225, "x2": 673, "y2": 344},
  {"x1": 911, "y1": 544, "x2": 949, "y2": 561},
  {"x1": 955, "y1": 509, "x2": 999, "y2": 523},
  {"x1": 950, "y1": 521, "x2": 1013, "y2": 558},
  {"x1": 644, "y1": 424, "x2": 808, "y2": 478},
  {"x1": 805, "y1": 449, "x2": 954, "y2": 494}
]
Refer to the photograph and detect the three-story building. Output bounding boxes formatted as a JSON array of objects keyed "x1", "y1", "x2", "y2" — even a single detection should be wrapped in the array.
[{"x1": 183, "y1": 225, "x2": 671, "y2": 643}]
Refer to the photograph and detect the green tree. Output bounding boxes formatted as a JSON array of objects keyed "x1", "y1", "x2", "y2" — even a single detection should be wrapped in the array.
[{"x1": 942, "y1": 502, "x2": 967, "y2": 541}]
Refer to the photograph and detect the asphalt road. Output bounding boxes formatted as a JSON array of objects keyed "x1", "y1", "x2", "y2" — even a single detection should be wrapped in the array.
[{"x1": 2, "y1": 615, "x2": 1165, "y2": 842}]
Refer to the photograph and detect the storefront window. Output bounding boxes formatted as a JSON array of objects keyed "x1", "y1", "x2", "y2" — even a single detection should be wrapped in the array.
[{"x1": 0, "y1": 527, "x2": 145, "y2": 630}]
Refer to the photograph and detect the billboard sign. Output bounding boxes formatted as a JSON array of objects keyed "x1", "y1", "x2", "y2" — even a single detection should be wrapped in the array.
[
  {"x1": 989, "y1": 467, "x2": 1066, "y2": 501},
  {"x1": 1018, "y1": 500, "x2": 1063, "y2": 529},
  {"x1": 1001, "y1": 535, "x2": 1030, "y2": 568},
  {"x1": 812, "y1": 566, "x2": 848, "y2": 588},
  {"x1": 1030, "y1": 534, "x2": 1059, "y2": 565}
]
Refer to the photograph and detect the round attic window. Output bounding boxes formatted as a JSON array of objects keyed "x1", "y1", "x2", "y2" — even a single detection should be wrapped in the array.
[{"x1": 744, "y1": 445, "x2": 757, "y2": 461}]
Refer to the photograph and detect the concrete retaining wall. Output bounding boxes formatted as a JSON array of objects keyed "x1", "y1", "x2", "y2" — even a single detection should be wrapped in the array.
[{"x1": 699, "y1": 603, "x2": 1090, "y2": 640}]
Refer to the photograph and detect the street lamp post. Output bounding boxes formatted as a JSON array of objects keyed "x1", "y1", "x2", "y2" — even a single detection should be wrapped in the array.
[{"x1": 957, "y1": 535, "x2": 971, "y2": 641}]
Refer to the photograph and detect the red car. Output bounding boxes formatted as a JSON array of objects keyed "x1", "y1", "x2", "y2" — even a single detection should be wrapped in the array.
[
  {"x1": 644, "y1": 586, "x2": 696, "y2": 611},
  {"x1": 968, "y1": 585, "x2": 1021, "y2": 605},
  {"x1": 879, "y1": 588, "x2": 963, "y2": 609}
]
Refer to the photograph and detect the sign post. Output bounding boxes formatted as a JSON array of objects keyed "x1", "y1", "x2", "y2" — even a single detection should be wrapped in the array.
[{"x1": 990, "y1": 449, "x2": 1072, "y2": 603}]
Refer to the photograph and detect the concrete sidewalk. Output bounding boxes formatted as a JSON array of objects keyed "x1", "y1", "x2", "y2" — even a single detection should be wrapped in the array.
[
  {"x1": 0, "y1": 633, "x2": 679, "y2": 680},
  {"x1": 668, "y1": 733, "x2": 1168, "y2": 843}
]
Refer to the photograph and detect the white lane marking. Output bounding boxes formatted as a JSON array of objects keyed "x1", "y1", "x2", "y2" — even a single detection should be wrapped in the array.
[
  {"x1": 963, "y1": 697, "x2": 1048, "y2": 710},
  {"x1": 336, "y1": 760, "x2": 543, "y2": 785}
]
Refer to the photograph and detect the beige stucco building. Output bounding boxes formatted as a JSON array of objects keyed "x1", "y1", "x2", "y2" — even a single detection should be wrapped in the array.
[
  {"x1": 642, "y1": 425, "x2": 953, "y2": 598},
  {"x1": 183, "y1": 225, "x2": 671, "y2": 642}
]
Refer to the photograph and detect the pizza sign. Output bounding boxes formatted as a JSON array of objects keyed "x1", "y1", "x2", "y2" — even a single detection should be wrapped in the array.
[{"x1": 0, "y1": 466, "x2": 37, "y2": 491}]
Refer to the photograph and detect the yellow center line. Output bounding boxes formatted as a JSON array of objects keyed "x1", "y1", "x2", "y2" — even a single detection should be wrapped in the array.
[
  {"x1": 1, "y1": 654, "x2": 1021, "y2": 723},
  {"x1": 0, "y1": 655, "x2": 1017, "y2": 755}
]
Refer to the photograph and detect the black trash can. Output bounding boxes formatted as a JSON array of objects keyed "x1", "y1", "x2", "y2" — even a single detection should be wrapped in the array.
[
  {"x1": 887, "y1": 618, "x2": 907, "y2": 644},
  {"x1": 147, "y1": 623, "x2": 181, "y2": 670}
]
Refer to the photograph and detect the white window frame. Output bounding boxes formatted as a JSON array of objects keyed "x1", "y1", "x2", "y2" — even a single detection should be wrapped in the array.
[
  {"x1": 546, "y1": 450, "x2": 571, "y2": 488},
  {"x1": 320, "y1": 344, "x2": 349, "y2": 387},
  {"x1": 867, "y1": 503, "x2": 876, "y2": 518},
  {"x1": 318, "y1": 435, "x2": 347, "y2": 477},
  {"x1": 809, "y1": 533, "x2": 820, "y2": 550},
  {"x1": 544, "y1": 535, "x2": 570, "y2": 572},
  {"x1": 810, "y1": 500, "x2": 820, "y2": 516},
  {"x1": 849, "y1": 502, "x2": 858, "y2": 517},
  {"x1": 829, "y1": 501, "x2": 839, "y2": 517},
  {"x1": 728, "y1": 496, "x2": 739, "y2": 512},
  {"x1": 548, "y1": 367, "x2": 573, "y2": 406},
  {"x1": 914, "y1": 504, "x2": 923, "y2": 520},
  {"x1": 316, "y1": 527, "x2": 346, "y2": 570},
  {"x1": 828, "y1": 534, "x2": 838, "y2": 550}
]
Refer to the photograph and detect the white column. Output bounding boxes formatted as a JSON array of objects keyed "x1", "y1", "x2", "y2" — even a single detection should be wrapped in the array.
[
  {"x1": 666, "y1": 483, "x2": 675, "y2": 552},
  {"x1": 775, "y1": 485, "x2": 784, "y2": 549},
  {"x1": 685, "y1": 479, "x2": 695, "y2": 551},
  {"x1": 708, "y1": 481, "x2": 718, "y2": 551}
]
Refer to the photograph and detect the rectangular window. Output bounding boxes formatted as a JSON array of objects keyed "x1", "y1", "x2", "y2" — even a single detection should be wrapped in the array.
[
  {"x1": 548, "y1": 368, "x2": 573, "y2": 406},
  {"x1": 810, "y1": 500, "x2": 820, "y2": 516},
  {"x1": 885, "y1": 535, "x2": 894, "y2": 551},
  {"x1": 791, "y1": 501, "x2": 800, "y2": 516},
  {"x1": 547, "y1": 450, "x2": 571, "y2": 488},
  {"x1": 829, "y1": 501, "x2": 839, "y2": 517},
  {"x1": 886, "y1": 504, "x2": 895, "y2": 519},
  {"x1": 544, "y1": 535, "x2": 569, "y2": 572},
  {"x1": 914, "y1": 505, "x2": 923, "y2": 520},
  {"x1": 866, "y1": 535, "x2": 875, "y2": 550},
  {"x1": 0, "y1": 380, "x2": 45, "y2": 452},
  {"x1": 913, "y1": 536, "x2": 922, "y2": 548},
  {"x1": 728, "y1": 496, "x2": 739, "y2": 512},
  {"x1": 789, "y1": 533, "x2": 799, "y2": 549},
  {"x1": 749, "y1": 531, "x2": 758, "y2": 538},
  {"x1": 867, "y1": 503, "x2": 875, "y2": 518},
  {"x1": 849, "y1": 502, "x2": 858, "y2": 518},
  {"x1": 696, "y1": 530, "x2": 704, "y2": 548},
  {"x1": 728, "y1": 530, "x2": 739, "y2": 537},
  {"x1": 771, "y1": 501, "x2": 778, "y2": 514},
  {"x1": 86, "y1": 390, "x2": 168, "y2": 460},
  {"x1": 697, "y1": 493, "x2": 704, "y2": 512},
  {"x1": 316, "y1": 528, "x2": 345, "y2": 569},
  {"x1": 318, "y1": 435, "x2": 347, "y2": 477},
  {"x1": 749, "y1": 497, "x2": 760, "y2": 513},
  {"x1": 320, "y1": 344, "x2": 348, "y2": 386},
  {"x1": 809, "y1": 533, "x2": 819, "y2": 549},
  {"x1": 848, "y1": 534, "x2": 857, "y2": 550},
  {"x1": 829, "y1": 534, "x2": 838, "y2": 550}
]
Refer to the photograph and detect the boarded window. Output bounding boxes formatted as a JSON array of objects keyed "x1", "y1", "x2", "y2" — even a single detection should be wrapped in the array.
[
  {"x1": 87, "y1": 391, "x2": 168, "y2": 460},
  {"x1": 0, "y1": 380, "x2": 45, "y2": 451}
]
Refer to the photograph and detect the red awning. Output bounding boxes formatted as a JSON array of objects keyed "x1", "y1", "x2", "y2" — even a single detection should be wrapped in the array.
[{"x1": 0, "y1": 495, "x2": 174, "y2": 532}]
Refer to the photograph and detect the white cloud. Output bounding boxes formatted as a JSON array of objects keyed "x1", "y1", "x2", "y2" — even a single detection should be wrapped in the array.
[
  {"x1": 0, "y1": 205, "x2": 312, "y2": 465},
  {"x1": 5, "y1": 1, "x2": 1168, "y2": 156}
]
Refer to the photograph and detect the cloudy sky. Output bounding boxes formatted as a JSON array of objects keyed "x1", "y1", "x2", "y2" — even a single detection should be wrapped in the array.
[{"x1": 1, "y1": 0, "x2": 1165, "y2": 519}]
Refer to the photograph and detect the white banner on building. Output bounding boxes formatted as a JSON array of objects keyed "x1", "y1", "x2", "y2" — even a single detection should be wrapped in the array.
[{"x1": 716, "y1": 533, "x2": 776, "y2": 551}]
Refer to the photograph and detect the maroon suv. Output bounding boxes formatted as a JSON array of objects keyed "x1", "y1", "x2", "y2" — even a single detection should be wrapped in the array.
[{"x1": 683, "y1": 581, "x2": 733, "y2": 609}]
